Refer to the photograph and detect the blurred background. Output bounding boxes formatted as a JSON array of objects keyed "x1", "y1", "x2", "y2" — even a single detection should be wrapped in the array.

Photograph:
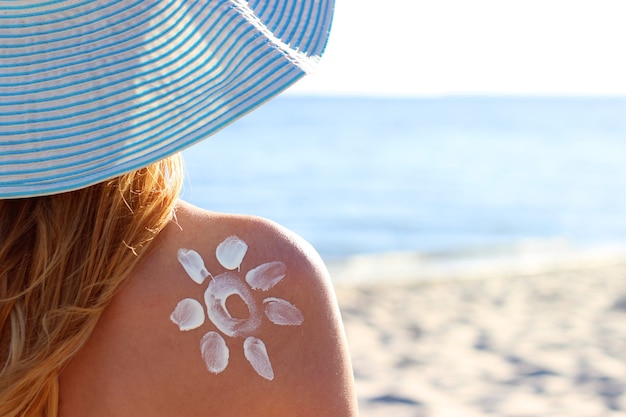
[
  {"x1": 182, "y1": 3, "x2": 626, "y2": 415},
  {"x1": 182, "y1": 0, "x2": 626, "y2": 264}
]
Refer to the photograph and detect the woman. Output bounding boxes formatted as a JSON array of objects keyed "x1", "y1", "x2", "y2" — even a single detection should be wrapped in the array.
[{"x1": 0, "y1": 2, "x2": 358, "y2": 416}]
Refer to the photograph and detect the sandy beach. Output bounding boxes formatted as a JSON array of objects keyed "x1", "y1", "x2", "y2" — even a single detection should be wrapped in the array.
[{"x1": 330, "y1": 244, "x2": 626, "y2": 417}]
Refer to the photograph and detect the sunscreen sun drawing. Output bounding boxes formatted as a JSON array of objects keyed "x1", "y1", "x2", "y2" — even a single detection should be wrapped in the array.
[{"x1": 170, "y1": 235, "x2": 304, "y2": 381}]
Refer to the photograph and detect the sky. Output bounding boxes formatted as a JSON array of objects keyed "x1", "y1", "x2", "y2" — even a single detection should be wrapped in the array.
[{"x1": 289, "y1": 0, "x2": 626, "y2": 97}]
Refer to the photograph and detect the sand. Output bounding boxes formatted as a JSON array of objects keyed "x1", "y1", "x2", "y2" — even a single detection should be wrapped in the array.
[{"x1": 331, "y1": 245, "x2": 626, "y2": 417}]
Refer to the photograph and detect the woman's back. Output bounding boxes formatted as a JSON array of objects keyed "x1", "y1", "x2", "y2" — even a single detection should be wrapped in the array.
[{"x1": 59, "y1": 201, "x2": 357, "y2": 416}]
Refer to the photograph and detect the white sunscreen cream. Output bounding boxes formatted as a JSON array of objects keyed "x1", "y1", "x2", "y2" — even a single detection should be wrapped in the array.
[
  {"x1": 171, "y1": 235, "x2": 304, "y2": 381},
  {"x1": 177, "y1": 248, "x2": 210, "y2": 284},
  {"x1": 204, "y1": 272, "x2": 261, "y2": 338},
  {"x1": 243, "y1": 336, "x2": 274, "y2": 381},
  {"x1": 200, "y1": 331, "x2": 229, "y2": 374},
  {"x1": 245, "y1": 261, "x2": 287, "y2": 291},
  {"x1": 263, "y1": 297, "x2": 304, "y2": 326},
  {"x1": 215, "y1": 236, "x2": 248, "y2": 270},
  {"x1": 170, "y1": 298, "x2": 205, "y2": 331}
]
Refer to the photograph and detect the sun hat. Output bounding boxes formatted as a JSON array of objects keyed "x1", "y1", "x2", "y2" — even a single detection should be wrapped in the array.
[{"x1": 0, "y1": 0, "x2": 333, "y2": 198}]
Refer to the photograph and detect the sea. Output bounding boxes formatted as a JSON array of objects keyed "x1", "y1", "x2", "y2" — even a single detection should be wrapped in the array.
[{"x1": 182, "y1": 95, "x2": 626, "y2": 262}]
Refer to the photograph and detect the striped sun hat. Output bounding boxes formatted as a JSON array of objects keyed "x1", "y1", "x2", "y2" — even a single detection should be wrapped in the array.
[{"x1": 0, "y1": 0, "x2": 333, "y2": 198}]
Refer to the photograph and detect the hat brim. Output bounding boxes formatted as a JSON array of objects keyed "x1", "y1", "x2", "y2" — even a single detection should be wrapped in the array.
[{"x1": 0, "y1": 0, "x2": 333, "y2": 198}]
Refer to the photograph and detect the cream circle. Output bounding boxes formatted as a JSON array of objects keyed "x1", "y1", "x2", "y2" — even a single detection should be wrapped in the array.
[{"x1": 204, "y1": 272, "x2": 261, "y2": 338}]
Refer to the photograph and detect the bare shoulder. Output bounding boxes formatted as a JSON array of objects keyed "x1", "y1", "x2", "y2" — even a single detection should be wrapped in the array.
[
  {"x1": 60, "y1": 201, "x2": 357, "y2": 417},
  {"x1": 167, "y1": 202, "x2": 358, "y2": 415},
  {"x1": 175, "y1": 200, "x2": 329, "y2": 278}
]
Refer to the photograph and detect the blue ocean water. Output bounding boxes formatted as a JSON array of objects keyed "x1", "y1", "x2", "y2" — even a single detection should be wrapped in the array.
[{"x1": 182, "y1": 96, "x2": 626, "y2": 260}]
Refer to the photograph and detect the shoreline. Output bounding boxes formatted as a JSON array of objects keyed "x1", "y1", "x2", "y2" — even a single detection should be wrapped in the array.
[{"x1": 326, "y1": 239, "x2": 626, "y2": 287}]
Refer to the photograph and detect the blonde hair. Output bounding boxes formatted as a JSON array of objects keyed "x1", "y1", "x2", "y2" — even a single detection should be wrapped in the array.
[{"x1": 0, "y1": 154, "x2": 183, "y2": 417}]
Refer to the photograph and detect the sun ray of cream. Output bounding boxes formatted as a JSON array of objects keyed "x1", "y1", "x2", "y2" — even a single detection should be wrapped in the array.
[
  {"x1": 245, "y1": 261, "x2": 287, "y2": 291},
  {"x1": 243, "y1": 336, "x2": 274, "y2": 381},
  {"x1": 177, "y1": 248, "x2": 211, "y2": 284},
  {"x1": 263, "y1": 297, "x2": 304, "y2": 326},
  {"x1": 170, "y1": 298, "x2": 205, "y2": 331},
  {"x1": 200, "y1": 331, "x2": 229, "y2": 374},
  {"x1": 215, "y1": 235, "x2": 248, "y2": 270}
]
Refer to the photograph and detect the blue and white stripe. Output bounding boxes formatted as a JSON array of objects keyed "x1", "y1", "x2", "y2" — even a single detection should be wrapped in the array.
[{"x1": 0, "y1": 0, "x2": 333, "y2": 198}]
